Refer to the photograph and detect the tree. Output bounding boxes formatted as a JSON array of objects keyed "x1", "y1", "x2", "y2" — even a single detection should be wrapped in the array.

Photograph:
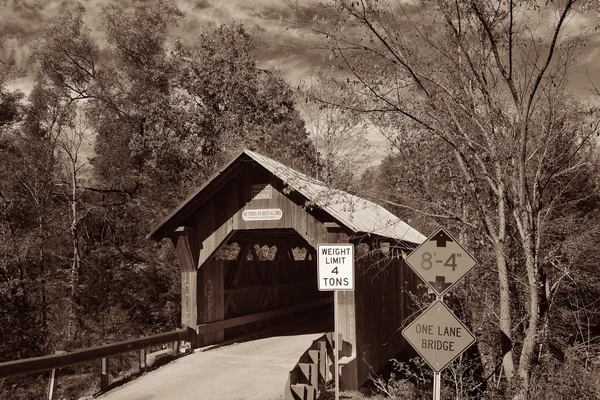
[
  {"x1": 282, "y1": 1, "x2": 600, "y2": 398},
  {"x1": 25, "y1": 0, "x2": 319, "y2": 341},
  {"x1": 0, "y1": 74, "x2": 71, "y2": 359},
  {"x1": 171, "y1": 23, "x2": 317, "y2": 177},
  {"x1": 299, "y1": 70, "x2": 373, "y2": 189},
  {"x1": 55, "y1": 113, "x2": 92, "y2": 341},
  {"x1": 0, "y1": 50, "x2": 24, "y2": 135}
]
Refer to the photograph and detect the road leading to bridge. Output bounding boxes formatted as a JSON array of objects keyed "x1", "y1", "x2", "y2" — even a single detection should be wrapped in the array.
[{"x1": 98, "y1": 332, "x2": 325, "y2": 400}]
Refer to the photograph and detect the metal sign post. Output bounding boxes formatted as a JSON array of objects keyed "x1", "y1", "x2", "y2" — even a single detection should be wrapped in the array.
[
  {"x1": 318, "y1": 243, "x2": 354, "y2": 400},
  {"x1": 334, "y1": 290, "x2": 339, "y2": 400},
  {"x1": 433, "y1": 370, "x2": 441, "y2": 400},
  {"x1": 433, "y1": 294, "x2": 443, "y2": 400}
]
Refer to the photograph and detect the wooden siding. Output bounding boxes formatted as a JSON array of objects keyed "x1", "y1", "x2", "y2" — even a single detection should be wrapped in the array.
[
  {"x1": 182, "y1": 165, "x2": 347, "y2": 269},
  {"x1": 353, "y1": 253, "x2": 420, "y2": 385},
  {"x1": 198, "y1": 260, "x2": 225, "y2": 346},
  {"x1": 221, "y1": 255, "x2": 331, "y2": 338}
]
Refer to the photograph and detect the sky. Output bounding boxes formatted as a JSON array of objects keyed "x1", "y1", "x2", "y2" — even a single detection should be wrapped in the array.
[
  {"x1": 1, "y1": 0, "x2": 600, "y2": 163},
  {"x1": 0, "y1": 0, "x2": 329, "y2": 90}
]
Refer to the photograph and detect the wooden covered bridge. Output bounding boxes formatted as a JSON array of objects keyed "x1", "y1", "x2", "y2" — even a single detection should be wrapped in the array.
[{"x1": 147, "y1": 149, "x2": 426, "y2": 395}]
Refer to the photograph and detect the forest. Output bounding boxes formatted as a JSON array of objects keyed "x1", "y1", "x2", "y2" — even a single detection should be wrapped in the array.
[{"x1": 1, "y1": 0, "x2": 599, "y2": 399}]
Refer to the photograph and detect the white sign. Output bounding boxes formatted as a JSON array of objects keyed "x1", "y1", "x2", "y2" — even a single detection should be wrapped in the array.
[
  {"x1": 317, "y1": 244, "x2": 354, "y2": 291},
  {"x1": 406, "y1": 227, "x2": 477, "y2": 296},
  {"x1": 402, "y1": 300, "x2": 476, "y2": 372},
  {"x1": 251, "y1": 183, "x2": 272, "y2": 200},
  {"x1": 242, "y1": 208, "x2": 282, "y2": 221}
]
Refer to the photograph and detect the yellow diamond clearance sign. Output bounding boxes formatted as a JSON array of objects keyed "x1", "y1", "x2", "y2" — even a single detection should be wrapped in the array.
[
  {"x1": 402, "y1": 301, "x2": 475, "y2": 372},
  {"x1": 406, "y1": 227, "x2": 477, "y2": 296}
]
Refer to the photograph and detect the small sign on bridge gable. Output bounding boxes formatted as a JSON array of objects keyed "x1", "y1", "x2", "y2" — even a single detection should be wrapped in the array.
[{"x1": 317, "y1": 244, "x2": 354, "y2": 291}]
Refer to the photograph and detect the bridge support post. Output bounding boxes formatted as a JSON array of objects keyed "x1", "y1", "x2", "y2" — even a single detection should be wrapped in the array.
[
  {"x1": 337, "y1": 290, "x2": 358, "y2": 390},
  {"x1": 172, "y1": 227, "x2": 200, "y2": 347},
  {"x1": 198, "y1": 260, "x2": 224, "y2": 346}
]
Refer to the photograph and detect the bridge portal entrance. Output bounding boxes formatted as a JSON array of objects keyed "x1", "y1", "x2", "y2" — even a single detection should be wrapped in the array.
[
  {"x1": 195, "y1": 229, "x2": 332, "y2": 345},
  {"x1": 148, "y1": 149, "x2": 425, "y2": 390}
]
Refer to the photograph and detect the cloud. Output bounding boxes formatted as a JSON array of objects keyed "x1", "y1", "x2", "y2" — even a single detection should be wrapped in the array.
[{"x1": 3, "y1": 0, "x2": 600, "y2": 112}]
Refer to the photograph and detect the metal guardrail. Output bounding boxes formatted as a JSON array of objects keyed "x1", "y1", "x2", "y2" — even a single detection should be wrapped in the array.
[
  {"x1": 0, "y1": 298, "x2": 331, "y2": 398},
  {"x1": 0, "y1": 327, "x2": 194, "y2": 398},
  {"x1": 0, "y1": 327, "x2": 193, "y2": 378}
]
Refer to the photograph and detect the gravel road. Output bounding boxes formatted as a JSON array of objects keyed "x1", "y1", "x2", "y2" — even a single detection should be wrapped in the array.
[{"x1": 98, "y1": 332, "x2": 324, "y2": 400}]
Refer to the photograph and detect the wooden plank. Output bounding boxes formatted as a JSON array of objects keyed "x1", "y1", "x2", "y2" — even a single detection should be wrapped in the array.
[
  {"x1": 47, "y1": 368, "x2": 57, "y2": 400},
  {"x1": 174, "y1": 229, "x2": 198, "y2": 272},
  {"x1": 224, "y1": 240, "x2": 249, "y2": 316},
  {"x1": 197, "y1": 298, "x2": 333, "y2": 334},
  {"x1": 199, "y1": 260, "x2": 224, "y2": 346},
  {"x1": 256, "y1": 244, "x2": 285, "y2": 329},
  {"x1": 310, "y1": 362, "x2": 318, "y2": 387},
  {"x1": 352, "y1": 249, "x2": 415, "y2": 389},
  {"x1": 256, "y1": 244, "x2": 285, "y2": 316},
  {"x1": 174, "y1": 228, "x2": 199, "y2": 330},
  {"x1": 250, "y1": 244, "x2": 267, "y2": 284},
  {"x1": 196, "y1": 196, "x2": 235, "y2": 269},
  {"x1": 181, "y1": 271, "x2": 197, "y2": 329},
  {"x1": 139, "y1": 348, "x2": 146, "y2": 371},
  {"x1": 227, "y1": 240, "x2": 249, "y2": 288},
  {"x1": 318, "y1": 341, "x2": 327, "y2": 388}
]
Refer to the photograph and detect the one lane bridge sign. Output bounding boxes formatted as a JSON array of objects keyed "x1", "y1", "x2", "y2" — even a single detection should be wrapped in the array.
[
  {"x1": 317, "y1": 244, "x2": 354, "y2": 291},
  {"x1": 402, "y1": 300, "x2": 476, "y2": 372},
  {"x1": 406, "y1": 227, "x2": 477, "y2": 296}
]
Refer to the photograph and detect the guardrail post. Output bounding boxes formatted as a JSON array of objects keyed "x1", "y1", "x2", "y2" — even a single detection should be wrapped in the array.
[
  {"x1": 139, "y1": 348, "x2": 147, "y2": 372},
  {"x1": 47, "y1": 350, "x2": 66, "y2": 400},
  {"x1": 100, "y1": 357, "x2": 109, "y2": 392},
  {"x1": 47, "y1": 368, "x2": 57, "y2": 400}
]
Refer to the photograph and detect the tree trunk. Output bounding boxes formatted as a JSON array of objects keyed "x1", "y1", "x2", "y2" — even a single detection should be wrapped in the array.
[
  {"x1": 495, "y1": 189, "x2": 515, "y2": 383},
  {"x1": 38, "y1": 217, "x2": 48, "y2": 336},
  {"x1": 67, "y1": 167, "x2": 80, "y2": 342},
  {"x1": 515, "y1": 227, "x2": 540, "y2": 400}
]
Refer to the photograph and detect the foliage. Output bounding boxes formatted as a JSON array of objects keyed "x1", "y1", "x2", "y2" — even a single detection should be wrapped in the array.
[
  {"x1": 298, "y1": 68, "x2": 374, "y2": 190},
  {"x1": 278, "y1": 0, "x2": 600, "y2": 399},
  {"x1": 0, "y1": 1, "x2": 317, "y2": 398}
]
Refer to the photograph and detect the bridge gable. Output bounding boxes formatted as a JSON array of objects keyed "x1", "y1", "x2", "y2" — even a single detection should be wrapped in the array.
[{"x1": 174, "y1": 160, "x2": 347, "y2": 270}]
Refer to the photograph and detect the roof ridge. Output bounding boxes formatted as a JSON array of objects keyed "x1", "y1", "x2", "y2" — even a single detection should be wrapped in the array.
[{"x1": 149, "y1": 149, "x2": 425, "y2": 244}]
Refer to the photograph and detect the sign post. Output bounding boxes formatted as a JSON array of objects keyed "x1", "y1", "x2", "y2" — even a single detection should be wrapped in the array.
[
  {"x1": 433, "y1": 372, "x2": 441, "y2": 400},
  {"x1": 403, "y1": 228, "x2": 477, "y2": 400},
  {"x1": 318, "y1": 243, "x2": 354, "y2": 400}
]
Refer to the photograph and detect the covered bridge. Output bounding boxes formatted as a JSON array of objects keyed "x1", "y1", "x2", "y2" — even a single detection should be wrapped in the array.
[{"x1": 148, "y1": 149, "x2": 425, "y2": 390}]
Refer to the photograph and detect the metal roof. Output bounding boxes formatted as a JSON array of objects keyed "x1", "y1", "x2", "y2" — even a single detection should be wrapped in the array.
[
  {"x1": 148, "y1": 149, "x2": 425, "y2": 245},
  {"x1": 244, "y1": 150, "x2": 426, "y2": 245}
]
